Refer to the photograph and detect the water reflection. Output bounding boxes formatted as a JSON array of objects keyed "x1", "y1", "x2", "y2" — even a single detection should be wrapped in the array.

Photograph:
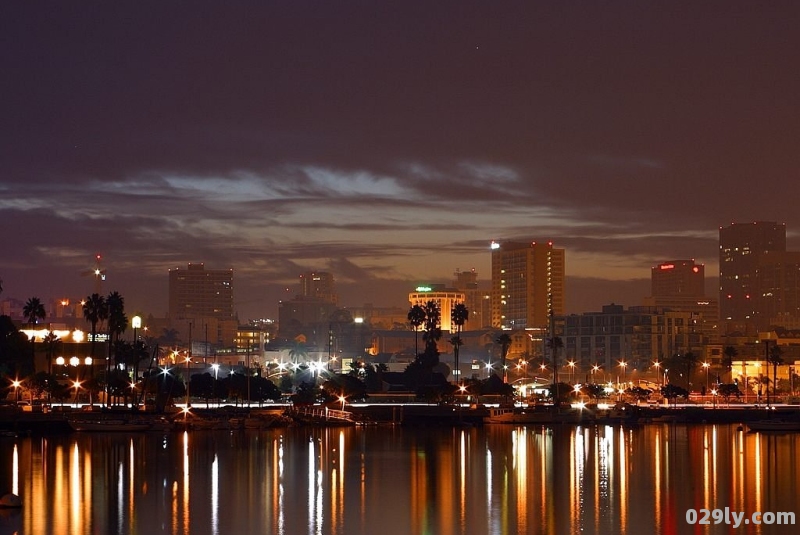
[{"x1": 1, "y1": 424, "x2": 799, "y2": 535}]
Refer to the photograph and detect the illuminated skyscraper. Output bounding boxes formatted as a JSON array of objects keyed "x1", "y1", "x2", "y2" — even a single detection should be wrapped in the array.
[
  {"x1": 719, "y1": 222, "x2": 786, "y2": 322},
  {"x1": 168, "y1": 263, "x2": 234, "y2": 320},
  {"x1": 490, "y1": 240, "x2": 565, "y2": 330}
]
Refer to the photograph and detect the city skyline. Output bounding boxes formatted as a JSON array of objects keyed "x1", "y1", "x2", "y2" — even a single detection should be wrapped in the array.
[{"x1": 2, "y1": 2, "x2": 800, "y2": 320}]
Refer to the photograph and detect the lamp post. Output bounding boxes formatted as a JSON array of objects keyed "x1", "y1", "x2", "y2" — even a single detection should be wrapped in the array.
[
  {"x1": 12, "y1": 380, "x2": 21, "y2": 402},
  {"x1": 568, "y1": 360, "x2": 576, "y2": 384},
  {"x1": 132, "y1": 315, "x2": 141, "y2": 344},
  {"x1": 653, "y1": 360, "x2": 661, "y2": 386},
  {"x1": 618, "y1": 360, "x2": 627, "y2": 401},
  {"x1": 702, "y1": 362, "x2": 710, "y2": 396},
  {"x1": 185, "y1": 354, "x2": 191, "y2": 408}
]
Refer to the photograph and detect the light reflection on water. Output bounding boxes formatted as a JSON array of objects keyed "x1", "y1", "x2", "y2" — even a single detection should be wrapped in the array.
[{"x1": 1, "y1": 424, "x2": 799, "y2": 535}]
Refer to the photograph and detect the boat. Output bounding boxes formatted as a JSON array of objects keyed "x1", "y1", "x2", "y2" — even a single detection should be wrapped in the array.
[
  {"x1": 0, "y1": 493, "x2": 22, "y2": 508},
  {"x1": 68, "y1": 419, "x2": 152, "y2": 432},
  {"x1": 484, "y1": 406, "x2": 586, "y2": 424},
  {"x1": 484, "y1": 407, "x2": 553, "y2": 424},
  {"x1": 746, "y1": 419, "x2": 800, "y2": 432}
]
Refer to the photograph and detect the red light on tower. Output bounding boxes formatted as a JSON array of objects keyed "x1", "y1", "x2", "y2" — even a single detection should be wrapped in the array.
[{"x1": 692, "y1": 267, "x2": 699, "y2": 273}]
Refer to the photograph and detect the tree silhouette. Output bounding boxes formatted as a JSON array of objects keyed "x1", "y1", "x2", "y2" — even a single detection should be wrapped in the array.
[
  {"x1": 768, "y1": 343, "x2": 784, "y2": 405},
  {"x1": 23, "y1": 297, "x2": 46, "y2": 372},
  {"x1": 681, "y1": 351, "x2": 698, "y2": 391},
  {"x1": 451, "y1": 303, "x2": 469, "y2": 384},
  {"x1": 495, "y1": 332, "x2": 512, "y2": 383},
  {"x1": 83, "y1": 293, "x2": 108, "y2": 380},
  {"x1": 407, "y1": 305, "x2": 426, "y2": 357}
]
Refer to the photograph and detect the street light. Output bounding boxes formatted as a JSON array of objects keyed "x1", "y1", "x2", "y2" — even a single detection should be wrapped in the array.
[
  {"x1": 653, "y1": 360, "x2": 662, "y2": 386},
  {"x1": 132, "y1": 315, "x2": 142, "y2": 343},
  {"x1": 618, "y1": 360, "x2": 628, "y2": 401},
  {"x1": 72, "y1": 380, "x2": 82, "y2": 404},
  {"x1": 12, "y1": 379, "x2": 21, "y2": 402},
  {"x1": 702, "y1": 362, "x2": 710, "y2": 394},
  {"x1": 567, "y1": 360, "x2": 576, "y2": 384}
]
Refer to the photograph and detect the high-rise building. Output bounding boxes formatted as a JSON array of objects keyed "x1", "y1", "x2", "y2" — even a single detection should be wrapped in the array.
[
  {"x1": 168, "y1": 263, "x2": 234, "y2": 320},
  {"x1": 490, "y1": 240, "x2": 565, "y2": 330},
  {"x1": 300, "y1": 272, "x2": 337, "y2": 305},
  {"x1": 755, "y1": 251, "x2": 800, "y2": 328},
  {"x1": 651, "y1": 260, "x2": 705, "y2": 297},
  {"x1": 643, "y1": 260, "x2": 718, "y2": 343},
  {"x1": 452, "y1": 268, "x2": 491, "y2": 329},
  {"x1": 719, "y1": 222, "x2": 786, "y2": 322}
]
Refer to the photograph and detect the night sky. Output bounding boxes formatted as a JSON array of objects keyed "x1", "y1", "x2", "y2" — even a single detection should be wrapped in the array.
[{"x1": 2, "y1": 1, "x2": 800, "y2": 320}]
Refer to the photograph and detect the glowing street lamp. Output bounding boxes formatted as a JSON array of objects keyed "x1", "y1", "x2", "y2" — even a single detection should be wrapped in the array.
[
  {"x1": 338, "y1": 395, "x2": 346, "y2": 411},
  {"x1": 72, "y1": 380, "x2": 82, "y2": 403},
  {"x1": 702, "y1": 361, "x2": 710, "y2": 393},
  {"x1": 132, "y1": 315, "x2": 142, "y2": 343},
  {"x1": 567, "y1": 360, "x2": 576, "y2": 383},
  {"x1": 12, "y1": 379, "x2": 21, "y2": 402},
  {"x1": 618, "y1": 360, "x2": 628, "y2": 400}
]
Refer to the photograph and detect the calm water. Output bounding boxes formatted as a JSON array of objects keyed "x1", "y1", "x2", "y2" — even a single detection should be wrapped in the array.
[{"x1": 1, "y1": 423, "x2": 799, "y2": 535}]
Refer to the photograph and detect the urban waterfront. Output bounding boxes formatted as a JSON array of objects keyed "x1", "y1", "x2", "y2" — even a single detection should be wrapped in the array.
[{"x1": 1, "y1": 424, "x2": 799, "y2": 535}]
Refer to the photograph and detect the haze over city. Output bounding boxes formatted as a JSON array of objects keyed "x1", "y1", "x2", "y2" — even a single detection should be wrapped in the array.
[{"x1": 2, "y1": 2, "x2": 800, "y2": 320}]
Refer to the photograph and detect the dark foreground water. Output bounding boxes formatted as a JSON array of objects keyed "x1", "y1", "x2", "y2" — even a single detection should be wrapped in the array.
[{"x1": 1, "y1": 423, "x2": 799, "y2": 535}]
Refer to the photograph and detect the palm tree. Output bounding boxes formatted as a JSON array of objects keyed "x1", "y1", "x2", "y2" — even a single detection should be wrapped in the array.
[
  {"x1": 495, "y1": 333, "x2": 512, "y2": 383},
  {"x1": 23, "y1": 297, "x2": 46, "y2": 371},
  {"x1": 547, "y1": 336, "x2": 564, "y2": 405},
  {"x1": 23, "y1": 297, "x2": 46, "y2": 327},
  {"x1": 449, "y1": 335, "x2": 463, "y2": 383},
  {"x1": 421, "y1": 300, "x2": 442, "y2": 357},
  {"x1": 407, "y1": 305, "x2": 426, "y2": 357},
  {"x1": 768, "y1": 343, "x2": 784, "y2": 406},
  {"x1": 682, "y1": 351, "x2": 699, "y2": 391},
  {"x1": 42, "y1": 331, "x2": 60, "y2": 376},
  {"x1": 83, "y1": 293, "x2": 108, "y2": 377},
  {"x1": 106, "y1": 291, "x2": 127, "y2": 369},
  {"x1": 451, "y1": 303, "x2": 469, "y2": 384},
  {"x1": 288, "y1": 335, "x2": 309, "y2": 363},
  {"x1": 723, "y1": 345, "x2": 738, "y2": 383}
]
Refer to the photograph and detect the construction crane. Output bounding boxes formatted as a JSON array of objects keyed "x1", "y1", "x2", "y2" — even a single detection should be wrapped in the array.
[{"x1": 81, "y1": 254, "x2": 107, "y2": 295}]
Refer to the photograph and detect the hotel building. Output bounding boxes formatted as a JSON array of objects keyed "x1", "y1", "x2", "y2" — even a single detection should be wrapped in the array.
[{"x1": 490, "y1": 240, "x2": 565, "y2": 330}]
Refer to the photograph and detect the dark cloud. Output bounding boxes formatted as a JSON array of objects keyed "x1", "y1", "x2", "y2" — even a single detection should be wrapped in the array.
[{"x1": 2, "y1": 1, "x2": 800, "y2": 319}]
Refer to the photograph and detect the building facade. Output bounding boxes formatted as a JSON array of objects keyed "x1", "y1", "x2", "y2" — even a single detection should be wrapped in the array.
[
  {"x1": 452, "y1": 268, "x2": 491, "y2": 330},
  {"x1": 168, "y1": 263, "x2": 234, "y2": 320},
  {"x1": 643, "y1": 259, "x2": 719, "y2": 341},
  {"x1": 408, "y1": 285, "x2": 466, "y2": 333},
  {"x1": 299, "y1": 272, "x2": 338, "y2": 305},
  {"x1": 559, "y1": 304, "x2": 705, "y2": 374},
  {"x1": 490, "y1": 240, "x2": 565, "y2": 330},
  {"x1": 719, "y1": 221, "x2": 786, "y2": 322}
]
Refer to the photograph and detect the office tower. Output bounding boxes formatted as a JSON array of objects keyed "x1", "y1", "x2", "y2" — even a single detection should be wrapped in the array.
[
  {"x1": 644, "y1": 260, "x2": 718, "y2": 342},
  {"x1": 168, "y1": 263, "x2": 234, "y2": 320},
  {"x1": 300, "y1": 272, "x2": 338, "y2": 305},
  {"x1": 490, "y1": 240, "x2": 565, "y2": 330},
  {"x1": 755, "y1": 251, "x2": 800, "y2": 328},
  {"x1": 651, "y1": 260, "x2": 705, "y2": 297},
  {"x1": 719, "y1": 222, "x2": 786, "y2": 322}
]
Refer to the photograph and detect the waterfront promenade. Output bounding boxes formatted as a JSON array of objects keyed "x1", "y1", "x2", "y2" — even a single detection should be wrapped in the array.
[{"x1": 1, "y1": 402, "x2": 799, "y2": 435}]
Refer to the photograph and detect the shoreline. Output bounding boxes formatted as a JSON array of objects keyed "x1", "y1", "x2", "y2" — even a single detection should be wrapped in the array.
[{"x1": 2, "y1": 403, "x2": 799, "y2": 435}]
